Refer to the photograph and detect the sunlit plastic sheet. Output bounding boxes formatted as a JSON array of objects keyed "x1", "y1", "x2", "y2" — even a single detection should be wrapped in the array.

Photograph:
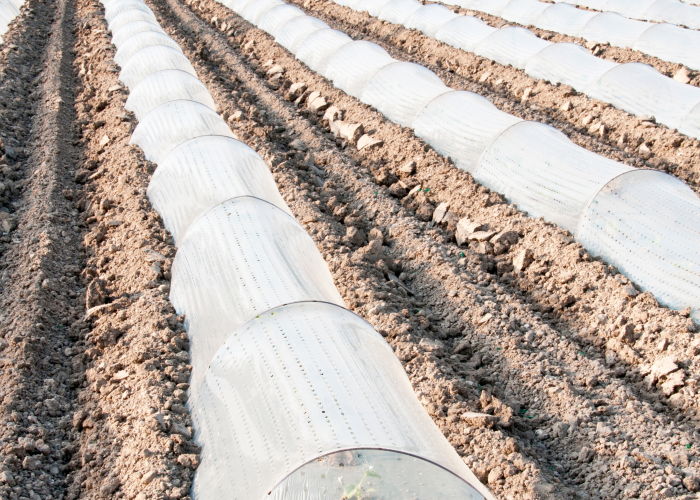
[
  {"x1": 435, "y1": 16, "x2": 496, "y2": 52},
  {"x1": 114, "y1": 31, "x2": 183, "y2": 67},
  {"x1": 578, "y1": 12, "x2": 652, "y2": 49},
  {"x1": 241, "y1": 0, "x2": 283, "y2": 24},
  {"x1": 474, "y1": 27, "x2": 551, "y2": 70},
  {"x1": 535, "y1": 3, "x2": 597, "y2": 35},
  {"x1": 404, "y1": 4, "x2": 458, "y2": 38},
  {"x1": 125, "y1": 70, "x2": 216, "y2": 120},
  {"x1": 578, "y1": 170, "x2": 700, "y2": 323},
  {"x1": 378, "y1": 0, "x2": 422, "y2": 24},
  {"x1": 275, "y1": 15, "x2": 329, "y2": 54},
  {"x1": 500, "y1": 0, "x2": 549, "y2": 25},
  {"x1": 130, "y1": 100, "x2": 235, "y2": 163},
  {"x1": 231, "y1": 0, "x2": 257, "y2": 15},
  {"x1": 475, "y1": 121, "x2": 633, "y2": 232},
  {"x1": 361, "y1": 62, "x2": 450, "y2": 128},
  {"x1": 258, "y1": 4, "x2": 305, "y2": 36},
  {"x1": 269, "y1": 449, "x2": 485, "y2": 500},
  {"x1": 642, "y1": 0, "x2": 700, "y2": 29},
  {"x1": 148, "y1": 136, "x2": 291, "y2": 243},
  {"x1": 170, "y1": 200, "x2": 344, "y2": 398},
  {"x1": 111, "y1": 20, "x2": 166, "y2": 48},
  {"x1": 679, "y1": 103, "x2": 700, "y2": 138},
  {"x1": 360, "y1": 0, "x2": 393, "y2": 16},
  {"x1": 600, "y1": 0, "x2": 657, "y2": 18},
  {"x1": 413, "y1": 91, "x2": 522, "y2": 173},
  {"x1": 633, "y1": 23, "x2": 700, "y2": 70},
  {"x1": 587, "y1": 63, "x2": 700, "y2": 131},
  {"x1": 295, "y1": 28, "x2": 352, "y2": 74},
  {"x1": 471, "y1": 0, "x2": 511, "y2": 15},
  {"x1": 107, "y1": 8, "x2": 157, "y2": 33},
  {"x1": 191, "y1": 302, "x2": 488, "y2": 500},
  {"x1": 525, "y1": 42, "x2": 617, "y2": 91},
  {"x1": 325, "y1": 41, "x2": 395, "y2": 98},
  {"x1": 119, "y1": 45, "x2": 197, "y2": 89},
  {"x1": 105, "y1": 0, "x2": 155, "y2": 24}
]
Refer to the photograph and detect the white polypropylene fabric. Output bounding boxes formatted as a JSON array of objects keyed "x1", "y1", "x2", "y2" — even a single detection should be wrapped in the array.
[
  {"x1": 295, "y1": 28, "x2": 352, "y2": 73},
  {"x1": 474, "y1": 26, "x2": 552, "y2": 70},
  {"x1": 119, "y1": 45, "x2": 198, "y2": 89},
  {"x1": 125, "y1": 70, "x2": 216, "y2": 120},
  {"x1": 361, "y1": 61, "x2": 451, "y2": 127},
  {"x1": 435, "y1": 15, "x2": 497, "y2": 52},
  {"x1": 148, "y1": 136, "x2": 292, "y2": 243},
  {"x1": 105, "y1": 0, "x2": 155, "y2": 23},
  {"x1": 578, "y1": 170, "x2": 700, "y2": 319},
  {"x1": 241, "y1": 0, "x2": 283, "y2": 24},
  {"x1": 170, "y1": 198, "x2": 344, "y2": 396},
  {"x1": 191, "y1": 302, "x2": 486, "y2": 500},
  {"x1": 324, "y1": 41, "x2": 395, "y2": 98},
  {"x1": 405, "y1": 4, "x2": 459, "y2": 37},
  {"x1": 525, "y1": 42, "x2": 617, "y2": 90},
  {"x1": 107, "y1": 8, "x2": 157, "y2": 33},
  {"x1": 114, "y1": 31, "x2": 183, "y2": 67},
  {"x1": 501, "y1": 0, "x2": 549, "y2": 25},
  {"x1": 130, "y1": 100, "x2": 235, "y2": 163}
]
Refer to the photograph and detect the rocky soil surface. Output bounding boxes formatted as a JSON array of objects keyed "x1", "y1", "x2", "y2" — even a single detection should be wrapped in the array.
[
  {"x1": 287, "y1": 0, "x2": 700, "y2": 198},
  {"x1": 0, "y1": 0, "x2": 698, "y2": 499}
]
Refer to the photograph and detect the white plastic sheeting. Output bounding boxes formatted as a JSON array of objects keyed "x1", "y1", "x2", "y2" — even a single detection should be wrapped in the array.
[
  {"x1": 344, "y1": 0, "x2": 700, "y2": 140},
  {"x1": 101, "y1": 0, "x2": 494, "y2": 498},
  {"x1": 192, "y1": 302, "x2": 486, "y2": 500},
  {"x1": 224, "y1": 0, "x2": 700, "y2": 320},
  {"x1": 125, "y1": 69, "x2": 216, "y2": 120},
  {"x1": 553, "y1": 0, "x2": 700, "y2": 30},
  {"x1": 444, "y1": 0, "x2": 700, "y2": 70}
]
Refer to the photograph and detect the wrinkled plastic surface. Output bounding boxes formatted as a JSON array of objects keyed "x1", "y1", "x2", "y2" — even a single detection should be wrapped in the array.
[
  {"x1": 258, "y1": 4, "x2": 305, "y2": 36},
  {"x1": 295, "y1": 28, "x2": 352, "y2": 73},
  {"x1": 269, "y1": 449, "x2": 485, "y2": 500},
  {"x1": 125, "y1": 69, "x2": 216, "y2": 120},
  {"x1": 114, "y1": 31, "x2": 183, "y2": 67},
  {"x1": 436, "y1": 15, "x2": 497, "y2": 51},
  {"x1": 361, "y1": 62, "x2": 450, "y2": 128},
  {"x1": 130, "y1": 100, "x2": 235, "y2": 163},
  {"x1": 170, "y1": 199, "x2": 343, "y2": 396},
  {"x1": 107, "y1": 8, "x2": 157, "y2": 33},
  {"x1": 325, "y1": 41, "x2": 395, "y2": 98},
  {"x1": 525, "y1": 42, "x2": 617, "y2": 91},
  {"x1": 414, "y1": 91, "x2": 522, "y2": 173},
  {"x1": 119, "y1": 45, "x2": 197, "y2": 89},
  {"x1": 111, "y1": 20, "x2": 165, "y2": 47},
  {"x1": 378, "y1": 0, "x2": 422, "y2": 24},
  {"x1": 476, "y1": 122, "x2": 633, "y2": 232},
  {"x1": 242, "y1": 0, "x2": 283, "y2": 24},
  {"x1": 105, "y1": 0, "x2": 154, "y2": 23},
  {"x1": 475, "y1": 27, "x2": 552, "y2": 70},
  {"x1": 191, "y1": 302, "x2": 486, "y2": 500},
  {"x1": 579, "y1": 170, "x2": 700, "y2": 322},
  {"x1": 405, "y1": 4, "x2": 458, "y2": 38},
  {"x1": 148, "y1": 136, "x2": 291, "y2": 243},
  {"x1": 501, "y1": 0, "x2": 550, "y2": 25},
  {"x1": 275, "y1": 15, "x2": 329, "y2": 53}
]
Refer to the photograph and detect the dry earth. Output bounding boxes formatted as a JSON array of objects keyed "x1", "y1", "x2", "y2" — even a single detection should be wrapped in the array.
[{"x1": 0, "y1": 0, "x2": 698, "y2": 499}]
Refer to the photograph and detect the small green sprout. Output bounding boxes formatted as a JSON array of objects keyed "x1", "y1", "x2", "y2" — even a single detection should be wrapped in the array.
[{"x1": 342, "y1": 470, "x2": 381, "y2": 499}]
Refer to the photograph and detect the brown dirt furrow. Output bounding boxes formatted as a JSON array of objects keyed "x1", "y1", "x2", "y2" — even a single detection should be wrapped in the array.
[
  {"x1": 0, "y1": 0, "x2": 88, "y2": 498},
  {"x1": 142, "y1": 0, "x2": 700, "y2": 498},
  {"x1": 58, "y1": 1, "x2": 200, "y2": 499},
  {"x1": 440, "y1": 2, "x2": 700, "y2": 88},
  {"x1": 287, "y1": 0, "x2": 700, "y2": 198}
]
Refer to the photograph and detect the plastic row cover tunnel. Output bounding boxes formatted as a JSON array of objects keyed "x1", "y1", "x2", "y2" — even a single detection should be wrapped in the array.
[
  {"x1": 338, "y1": 0, "x2": 700, "y2": 140},
  {"x1": 0, "y1": 0, "x2": 26, "y2": 44},
  {"x1": 430, "y1": 0, "x2": 700, "y2": 71},
  {"x1": 220, "y1": 0, "x2": 700, "y2": 321},
  {"x1": 548, "y1": 0, "x2": 700, "y2": 31},
  {"x1": 100, "y1": 0, "x2": 495, "y2": 499}
]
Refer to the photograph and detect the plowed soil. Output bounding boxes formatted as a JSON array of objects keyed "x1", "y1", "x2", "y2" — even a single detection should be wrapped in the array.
[{"x1": 0, "y1": 0, "x2": 698, "y2": 499}]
